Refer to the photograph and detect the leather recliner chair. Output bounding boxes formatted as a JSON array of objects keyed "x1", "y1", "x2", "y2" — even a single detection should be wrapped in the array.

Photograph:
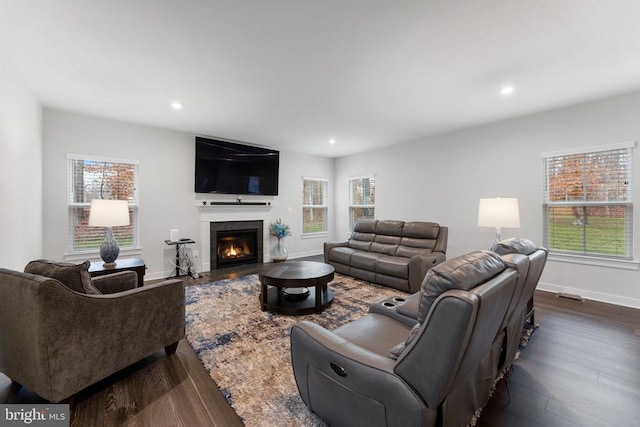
[
  {"x1": 290, "y1": 251, "x2": 518, "y2": 427},
  {"x1": 370, "y1": 238, "x2": 548, "y2": 374},
  {"x1": 490, "y1": 238, "x2": 548, "y2": 369}
]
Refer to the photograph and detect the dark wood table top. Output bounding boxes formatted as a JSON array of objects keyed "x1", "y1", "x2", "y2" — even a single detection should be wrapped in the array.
[
  {"x1": 89, "y1": 257, "x2": 145, "y2": 272},
  {"x1": 259, "y1": 260, "x2": 334, "y2": 284}
]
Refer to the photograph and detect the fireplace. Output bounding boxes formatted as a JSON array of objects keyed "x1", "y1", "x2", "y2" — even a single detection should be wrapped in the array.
[{"x1": 210, "y1": 220, "x2": 263, "y2": 270}]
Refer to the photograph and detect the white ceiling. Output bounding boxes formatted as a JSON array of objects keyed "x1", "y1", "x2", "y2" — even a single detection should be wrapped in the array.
[{"x1": 2, "y1": 0, "x2": 640, "y2": 158}]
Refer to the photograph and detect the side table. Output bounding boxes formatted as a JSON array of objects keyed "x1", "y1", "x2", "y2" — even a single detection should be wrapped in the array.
[
  {"x1": 89, "y1": 257, "x2": 146, "y2": 287},
  {"x1": 164, "y1": 238, "x2": 196, "y2": 278}
]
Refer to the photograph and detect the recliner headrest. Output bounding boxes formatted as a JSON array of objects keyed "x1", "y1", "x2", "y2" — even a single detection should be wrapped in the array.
[
  {"x1": 417, "y1": 251, "x2": 505, "y2": 324},
  {"x1": 491, "y1": 238, "x2": 538, "y2": 256}
]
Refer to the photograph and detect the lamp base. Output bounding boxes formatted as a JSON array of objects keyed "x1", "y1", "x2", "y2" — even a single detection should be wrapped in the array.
[
  {"x1": 488, "y1": 227, "x2": 502, "y2": 250},
  {"x1": 100, "y1": 227, "x2": 120, "y2": 265}
]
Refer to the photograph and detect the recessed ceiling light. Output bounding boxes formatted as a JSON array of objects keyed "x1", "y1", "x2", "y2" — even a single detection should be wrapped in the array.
[
  {"x1": 329, "y1": 139, "x2": 336, "y2": 145},
  {"x1": 171, "y1": 101, "x2": 183, "y2": 110},
  {"x1": 500, "y1": 85, "x2": 515, "y2": 96}
]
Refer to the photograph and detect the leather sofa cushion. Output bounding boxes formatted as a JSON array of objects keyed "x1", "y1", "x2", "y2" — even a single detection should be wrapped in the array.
[
  {"x1": 351, "y1": 251, "x2": 380, "y2": 271},
  {"x1": 353, "y1": 218, "x2": 377, "y2": 233},
  {"x1": 329, "y1": 247, "x2": 356, "y2": 264},
  {"x1": 396, "y1": 244, "x2": 433, "y2": 258},
  {"x1": 371, "y1": 242, "x2": 399, "y2": 255},
  {"x1": 376, "y1": 256, "x2": 409, "y2": 279},
  {"x1": 334, "y1": 313, "x2": 412, "y2": 357},
  {"x1": 374, "y1": 234, "x2": 402, "y2": 245},
  {"x1": 376, "y1": 220, "x2": 404, "y2": 236},
  {"x1": 348, "y1": 239, "x2": 372, "y2": 251},
  {"x1": 417, "y1": 251, "x2": 505, "y2": 324},
  {"x1": 402, "y1": 222, "x2": 440, "y2": 239},
  {"x1": 24, "y1": 259, "x2": 101, "y2": 295},
  {"x1": 491, "y1": 238, "x2": 537, "y2": 255}
]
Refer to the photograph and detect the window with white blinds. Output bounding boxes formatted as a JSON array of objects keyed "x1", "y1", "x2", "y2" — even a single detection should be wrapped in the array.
[
  {"x1": 67, "y1": 154, "x2": 139, "y2": 254},
  {"x1": 542, "y1": 142, "x2": 633, "y2": 259},
  {"x1": 349, "y1": 175, "x2": 375, "y2": 230},
  {"x1": 302, "y1": 178, "x2": 328, "y2": 234}
]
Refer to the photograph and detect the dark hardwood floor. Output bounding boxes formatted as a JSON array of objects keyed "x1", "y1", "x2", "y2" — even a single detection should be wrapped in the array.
[{"x1": 2, "y1": 256, "x2": 639, "y2": 426}]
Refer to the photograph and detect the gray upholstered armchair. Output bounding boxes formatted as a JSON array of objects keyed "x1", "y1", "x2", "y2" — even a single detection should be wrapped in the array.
[
  {"x1": 291, "y1": 251, "x2": 519, "y2": 427},
  {"x1": 0, "y1": 260, "x2": 185, "y2": 403}
]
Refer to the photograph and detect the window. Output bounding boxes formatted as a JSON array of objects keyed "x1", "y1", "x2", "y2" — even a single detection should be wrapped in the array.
[
  {"x1": 542, "y1": 142, "x2": 633, "y2": 260},
  {"x1": 349, "y1": 175, "x2": 375, "y2": 230},
  {"x1": 302, "y1": 178, "x2": 328, "y2": 234},
  {"x1": 67, "y1": 154, "x2": 139, "y2": 254}
]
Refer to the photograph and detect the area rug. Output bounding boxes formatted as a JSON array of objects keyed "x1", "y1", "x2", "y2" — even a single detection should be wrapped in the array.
[
  {"x1": 184, "y1": 273, "x2": 403, "y2": 426},
  {"x1": 185, "y1": 274, "x2": 538, "y2": 427}
]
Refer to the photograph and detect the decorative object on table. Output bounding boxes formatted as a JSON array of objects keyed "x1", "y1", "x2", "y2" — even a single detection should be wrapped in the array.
[
  {"x1": 88, "y1": 199, "x2": 130, "y2": 266},
  {"x1": 269, "y1": 218, "x2": 291, "y2": 262},
  {"x1": 477, "y1": 197, "x2": 520, "y2": 246}
]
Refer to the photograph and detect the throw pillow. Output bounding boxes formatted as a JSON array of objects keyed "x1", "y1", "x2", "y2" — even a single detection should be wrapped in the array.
[
  {"x1": 24, "y1": 259, "x2": 101, "y2": 295},
  {"x1": 416, "y1": 251, "x2": 505, "y2": 324}
]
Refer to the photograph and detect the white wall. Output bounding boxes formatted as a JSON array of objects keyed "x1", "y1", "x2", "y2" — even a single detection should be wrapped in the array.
[
  {"x1": 336, "y1": 90, "x2": 640, "y2": 309},
  {"x1": 0, "y1": 55, "x2": 43, "y2": 270},
  {"x1": 42, "y1": 110, "x2": 334, "y2": 279}
]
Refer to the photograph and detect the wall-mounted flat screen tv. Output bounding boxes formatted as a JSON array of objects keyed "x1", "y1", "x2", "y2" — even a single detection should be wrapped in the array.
[{"x1": 195, "y1": 136, "x2": 279, "y2": 195}]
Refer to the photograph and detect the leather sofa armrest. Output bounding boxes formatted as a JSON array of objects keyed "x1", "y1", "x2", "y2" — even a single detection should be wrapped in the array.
[
  {"x1": 92, "y1": 271, "x2": 138, "y2": 294},
  {"x1": 434, "y1": 226, "x2": 448, "y2": 254},
  {"x1": 323, "y1": 241, "x2": 349, "y2": 263},
  {"x1": 291, "y1": 321, "x2": 430, "y2": 426},
  {"x1": 408, "y1": 253, "x2": 446, "y2": 293}
]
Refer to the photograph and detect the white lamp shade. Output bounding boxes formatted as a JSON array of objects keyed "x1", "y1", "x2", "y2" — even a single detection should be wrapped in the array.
[
  {"x1": 88, "y1": 199, "x2": 130, "y2": 227},
  {"x1": 477, "y1": 198, "x2": 520, "y2": 228}
]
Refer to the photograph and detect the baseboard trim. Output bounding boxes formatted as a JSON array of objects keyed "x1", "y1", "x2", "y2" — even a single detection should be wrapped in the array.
[{"x1": 538, "y1": 281, "x2": 640, "y2": 309}]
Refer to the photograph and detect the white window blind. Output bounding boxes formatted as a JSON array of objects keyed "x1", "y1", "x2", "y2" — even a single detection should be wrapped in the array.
[
  {"x1": 542, "y1": 143, "x2": 633, "y2": 259},
  {"x1": 303, "y1": 178, "x2": 328, "y2": 234},
  {"x1": 349, "y1": 175, "x2": 375, "y2": 230},
  {"x1": 67, "y1": 154, "x2": 139, "y2": 254}
]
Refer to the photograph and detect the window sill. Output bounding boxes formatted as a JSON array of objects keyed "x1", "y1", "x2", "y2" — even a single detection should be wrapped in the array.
[
  {"x1": 301, "y1": 232, "x2": 329, "y2": 239},
  {"x1": 548, "y1": 252, "x2": 639, "y2": 271}
]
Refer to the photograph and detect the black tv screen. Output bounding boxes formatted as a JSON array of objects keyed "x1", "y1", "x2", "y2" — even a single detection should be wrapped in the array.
[{"x1": 195, "y1": 137, "x2": 279, "y2": 195}]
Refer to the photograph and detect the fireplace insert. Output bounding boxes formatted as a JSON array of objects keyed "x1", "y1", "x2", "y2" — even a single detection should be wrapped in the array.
[{"x1": 216, "y1": 229, "x2": 258, "y2": 268}]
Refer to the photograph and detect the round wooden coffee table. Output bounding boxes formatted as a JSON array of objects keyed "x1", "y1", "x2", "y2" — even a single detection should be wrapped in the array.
[{"x1": 259, "y1": 260, "x2": 335, "y2": 315}]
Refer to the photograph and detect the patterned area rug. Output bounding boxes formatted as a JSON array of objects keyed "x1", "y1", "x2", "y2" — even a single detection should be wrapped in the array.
[
  {"x1": 184, "y1": 273, "x2": 404, "y2": 426},
  {"x1": 185, "y1": 273, "x2": 538, "y2": 427}
]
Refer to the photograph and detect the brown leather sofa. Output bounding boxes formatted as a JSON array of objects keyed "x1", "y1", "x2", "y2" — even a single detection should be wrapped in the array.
[
  {"x1": 291, "y1": 251, "x2": 519, "y2": 427},
  {"x1": 0, "y1": 260, "x2": 185, "y2": 403},
  {"x1": 324, "y1": 219, "x2": 448, "y2": 293}
]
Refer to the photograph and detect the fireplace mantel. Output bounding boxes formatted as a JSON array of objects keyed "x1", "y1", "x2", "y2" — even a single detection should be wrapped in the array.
[{"x1": 197, "y1": 204, "x2": 273, "y2": 272}]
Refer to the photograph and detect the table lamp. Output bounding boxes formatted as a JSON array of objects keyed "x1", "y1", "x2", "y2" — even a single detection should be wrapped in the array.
[
  {"x1": 477, "y1": 197, "x2": 520, "y2": 246},
  {"x1": 88, "y1": 199, "x2": 130, "y2": 266}
]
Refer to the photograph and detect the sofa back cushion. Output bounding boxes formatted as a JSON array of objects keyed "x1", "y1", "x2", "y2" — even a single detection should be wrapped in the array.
[
  {"x1": 347, "y1": 219, "x2": 376, "y2": 251},
  {"x1": 396, "y1": 222, "x2": 440, "y2": 257},
  {"x1": 349, "y1": 220, "x2": 443, "y2": 258},
  {"x1": 24, "y1": 259, "x2": 101, "y2": 295},
  {"x1": 417, "y1": 251, "x2": 505, "y2": 324},
  {"x1": 491, "y1": 237, "x2": 538, "y2": 255}
]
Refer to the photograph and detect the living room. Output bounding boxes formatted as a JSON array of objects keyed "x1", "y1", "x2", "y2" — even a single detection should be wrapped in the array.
[
  {"x1": 1, "y1": 2, "x2": 640, "y2": 426},
  {"x1": 7, "y1": 82, "x2": 640, "y2": 310}
]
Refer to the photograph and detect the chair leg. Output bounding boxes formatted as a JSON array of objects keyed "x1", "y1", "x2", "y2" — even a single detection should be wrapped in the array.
[{"x1": 165, "y1": 342, "x2": 179, "y2": 355}]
